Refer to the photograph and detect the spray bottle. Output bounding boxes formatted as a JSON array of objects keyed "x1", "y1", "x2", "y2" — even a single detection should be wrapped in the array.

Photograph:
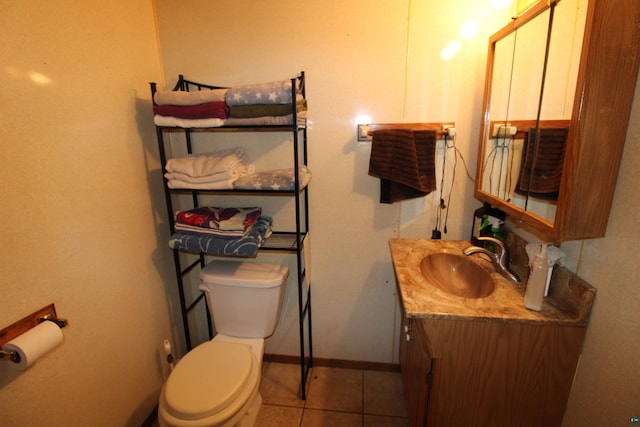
[
  {"x1": 487, "y1": 216, "x2": 504, "y2": 241},
  {"x1": 524, "y1": 243, "x2": 549, "y2": 311},
  {"x1": 471, "y1": 203, "x2": 505, "y2": 246}
]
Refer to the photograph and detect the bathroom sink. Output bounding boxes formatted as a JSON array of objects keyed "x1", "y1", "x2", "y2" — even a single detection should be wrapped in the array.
[{"x1": 419, "y1": 252, "x2": 495, "y2": 298}]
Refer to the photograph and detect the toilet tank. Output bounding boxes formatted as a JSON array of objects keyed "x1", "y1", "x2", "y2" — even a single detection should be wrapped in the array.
[{"x1": 199, "y1": 260, "x2": 289, "y2": 338}]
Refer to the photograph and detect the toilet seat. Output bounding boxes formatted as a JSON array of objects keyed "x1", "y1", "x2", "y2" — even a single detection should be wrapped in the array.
[{"x1": 159, "y1": 341, "x2": 260, "y2": 426}]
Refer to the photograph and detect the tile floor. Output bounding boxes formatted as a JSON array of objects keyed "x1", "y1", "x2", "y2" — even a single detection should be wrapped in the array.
[{"x1": 257, "y1": 362, "x2": 408, "y2": 426}]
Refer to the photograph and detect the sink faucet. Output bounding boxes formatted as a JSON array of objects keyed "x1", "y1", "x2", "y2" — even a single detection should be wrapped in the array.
[{"x1": 463, "y1": 237, "x2": 520, "y2": 283}]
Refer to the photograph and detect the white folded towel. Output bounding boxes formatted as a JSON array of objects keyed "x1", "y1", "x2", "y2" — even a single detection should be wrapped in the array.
[
  {"x1": 165, "y1": 148, "x2": 248, "y2": 178},
  {"x1": 154, "y1": 88, "x2": 228, "y2": 106},
  {"x1": 154, "y1": 115, "x2": 225, "y2": 128},
  {"x1": 167, "y1": 178, "x2": 236, "y2": 190},
  {"x1": 165, "y1": 164, "x2": 255, "y2": 184}
]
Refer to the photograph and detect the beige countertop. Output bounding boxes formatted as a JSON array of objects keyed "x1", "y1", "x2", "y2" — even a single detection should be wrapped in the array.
[{"x1": 389, "y1": 238, "x2": 596, "y2": 326}]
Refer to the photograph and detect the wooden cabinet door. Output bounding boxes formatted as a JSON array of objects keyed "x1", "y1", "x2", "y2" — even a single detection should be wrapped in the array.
[
  {"x1": 400, "y1": 315, "x2": 433, "y2": 427},
  {"x1": 423, "y1": 318, "x2": 585, "y2": 426}
]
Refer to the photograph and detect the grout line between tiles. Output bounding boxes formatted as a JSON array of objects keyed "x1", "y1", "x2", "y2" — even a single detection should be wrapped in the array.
[{"x1": 260, "y1": 363, "x2": 408, "y2": 426}]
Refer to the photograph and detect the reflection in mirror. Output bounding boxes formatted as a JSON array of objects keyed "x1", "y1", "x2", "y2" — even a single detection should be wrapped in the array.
[
  {"x1": 527, "y1": 0, "x2": 587, "y2": 221},
  {"x1": 540, "y1": 0, "x2": 587, "y2": 120},
  {"x1": 477, "y1": 0, "x2": 587, "y2": 224},
  {"x1": 480, "y1": 7, "x2": 550, "y2": 208}
]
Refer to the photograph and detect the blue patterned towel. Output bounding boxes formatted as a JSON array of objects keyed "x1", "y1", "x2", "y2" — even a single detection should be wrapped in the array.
[
  {"x1": 225, "y1": 79, "x2": 297, "y2": 106},
  {"x1": 168, "y1": 216, "x2": 272, "y2": 257}
]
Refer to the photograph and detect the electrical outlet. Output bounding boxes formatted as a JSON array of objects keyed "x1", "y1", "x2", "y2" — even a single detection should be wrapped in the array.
[
  {"x1": 493, "y1": 124, "x2": 517, "y2": 137},
  {"x1": 357, "y1": 124, "x2": 372, "y2": 142},
  {"x1": 442, "y1": 125, "x2": 456, "y2": 137}
]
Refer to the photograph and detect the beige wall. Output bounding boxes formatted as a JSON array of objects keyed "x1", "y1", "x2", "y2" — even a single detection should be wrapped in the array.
[
  {"x1": 154, "y1": 1, "x2": 640, "y2": 425},
  {"x1": 153, "y1": 0, "x2": 512, "y2": 364},
  {"x1": 0, "y1": 1, "x2": 174, "y2": 426},
  {"x1": 562, "y1": 74, "x2": 640, "y2": 426},
  {"x1": 1, "y1": 0, "x2": 637, "y2": 425}
]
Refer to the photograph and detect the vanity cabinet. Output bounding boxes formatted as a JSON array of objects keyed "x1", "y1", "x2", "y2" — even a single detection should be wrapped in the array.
[{"x1": 399, "y1": 312, "x2": 586, "y2": 427}]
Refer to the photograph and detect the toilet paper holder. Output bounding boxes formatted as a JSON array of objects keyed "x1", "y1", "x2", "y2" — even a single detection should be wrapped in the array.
[
  {"x1": 0, "y1": 303, "x2": 68, "y2": 363},
  {"x1": 0, "y1": 348, "x2": 20, "y2": 362}
]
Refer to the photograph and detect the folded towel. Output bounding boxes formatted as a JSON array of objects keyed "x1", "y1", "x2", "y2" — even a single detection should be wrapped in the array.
[
  {"x1": 165, "y1": 148, "x2": 247, "y2": 178},
  {"x1": 169, "y1": 216, "x2": 272, "y2": 257},
  {"x1": 174, "y1": 223, "x2": 246, "y2": 239},
  {"x1": 165, "y1": 164, "x2": 254, "y2": 184},
  {"x1": 153, "y1": 102, "x2": 229, "y2": 119},
  {"x1": 228, "y1": 97, "x2": 307, "y2": 118},
  {"x1": 223, "y1": 113, "x2": 307, "y2": 127},
  {"x1": 225, "y1": 79, "x2": 298, "y2": 106},
  {"x1": 154, "y1": 88, "x2": 228, "y2": 106},
  {"x1": 233, "y1": 166, "x2": 312, "y2": 191},
  {"x1": 175, "y1": 206, "x2": 262, "y2": 231},
  {"x1": 368, "y1": 129, "x2": 437, "y2": 203},
  {"x1": 167, "y1": 178, "x2": 236, "y2": 190},
  {"x1": 516, "y1": 127, "x2": 568, "y2": 200},
  {"x1": 154, "y1": 115, "x2": 225, "y2": 128}
]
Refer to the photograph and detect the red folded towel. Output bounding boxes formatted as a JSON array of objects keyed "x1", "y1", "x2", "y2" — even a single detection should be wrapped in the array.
[
  {"x1": 153, "y1": 102, "x2": 229, "y2": 119},
  {"x1": 175, "y1": 206, "x2": 262, "y2": 231}
]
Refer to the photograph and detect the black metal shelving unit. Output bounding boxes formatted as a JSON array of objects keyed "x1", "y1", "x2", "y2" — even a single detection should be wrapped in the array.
[{"x1": 150, "y1": 72, "x2": 312, "y2": 399}]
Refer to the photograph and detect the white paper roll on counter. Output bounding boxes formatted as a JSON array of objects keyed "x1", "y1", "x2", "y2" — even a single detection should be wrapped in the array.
[{"x1": 2, "y1": 321, "x2": 64, "y2": 370}]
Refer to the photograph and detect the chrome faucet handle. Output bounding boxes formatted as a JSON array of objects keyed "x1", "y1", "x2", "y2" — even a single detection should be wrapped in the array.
[
  {"x1": 476, "y1": 236, "x2": 504, "y2": 247},
  {"x1": 476, "y1": 236, "x2": 505, "y2": 258},
  {"x1": 472, "y1": 236, "x2": 520, "y2": 283}
]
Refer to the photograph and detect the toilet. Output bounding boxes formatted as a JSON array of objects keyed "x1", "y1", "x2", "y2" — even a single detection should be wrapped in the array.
[{"x1": 158, "y1": 260, "x2": 289, "y2": 427}]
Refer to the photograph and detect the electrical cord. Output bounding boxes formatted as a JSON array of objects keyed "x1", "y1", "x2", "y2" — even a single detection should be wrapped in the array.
[
  {"x1": 432, "y1": 135, "x2": 448, "y2": 239},
  {"x1": 431, "y1": 130, "x2": 478, "y2": 239},
  {"x1": 442, "y1": 137, "x2": 457, "y2": 234}
]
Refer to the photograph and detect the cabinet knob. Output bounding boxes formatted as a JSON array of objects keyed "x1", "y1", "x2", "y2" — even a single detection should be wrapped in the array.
[
  {"x1": 404, "y1": 325, "x2": 410, "y2": 333},
  {"x1": 405, "y1": 333, "x2": 412, "y2": 342}
]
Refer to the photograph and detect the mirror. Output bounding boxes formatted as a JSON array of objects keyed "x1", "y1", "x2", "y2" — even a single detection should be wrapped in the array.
[{"x1": 476, "y1": 0, "x2": 587, "y2": 227}]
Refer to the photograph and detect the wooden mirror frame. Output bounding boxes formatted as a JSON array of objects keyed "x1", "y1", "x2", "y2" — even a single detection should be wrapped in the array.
[{"x1": 474, "y1": 0, "x2": 640, "y2": 243}]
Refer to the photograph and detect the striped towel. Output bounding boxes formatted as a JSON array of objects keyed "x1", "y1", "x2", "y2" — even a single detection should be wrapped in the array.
[{"x1": 368, "y1": 129, "x2": 437, "y2": 203}]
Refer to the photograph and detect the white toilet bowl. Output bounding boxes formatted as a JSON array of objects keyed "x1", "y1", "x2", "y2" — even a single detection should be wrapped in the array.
[
  {"x1": 158, "y1": 340, "x2": 262, "y2": 427},
  {"x1": 158, "y1": 260, "x2": 288, "y2": 427}
]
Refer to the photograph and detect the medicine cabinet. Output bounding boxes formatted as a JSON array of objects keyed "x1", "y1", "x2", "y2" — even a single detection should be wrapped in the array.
[{"x1": 474, "y1": 0, "x2": 640, "y2": 242}]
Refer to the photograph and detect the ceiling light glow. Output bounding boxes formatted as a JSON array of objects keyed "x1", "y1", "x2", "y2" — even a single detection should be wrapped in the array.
[
  {"x1": 460, "y1": 21, "x2": 479, "y2": 40},
  {"x1": 355, "y1": 114, "x2": 372, "y2": 125},
  {"x1": 441, "y1": 40, "x2": 461, "y2": 61}
]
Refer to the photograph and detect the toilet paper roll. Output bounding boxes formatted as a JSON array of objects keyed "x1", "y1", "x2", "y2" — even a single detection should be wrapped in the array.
[{"x1": 2, "y1": 321, "x2": 64, "y2": 370}]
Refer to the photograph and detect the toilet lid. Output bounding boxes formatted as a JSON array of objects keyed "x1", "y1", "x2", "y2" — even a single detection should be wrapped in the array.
[{"x1": 162, "y1": 341, "x2": 255, "y2": 420}]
